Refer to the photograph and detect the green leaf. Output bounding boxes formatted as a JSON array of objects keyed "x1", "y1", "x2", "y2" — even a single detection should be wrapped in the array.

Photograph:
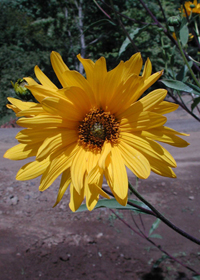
[
  {"x1": 176, "y1": 61, "x2": 193, "y2": 81},
  {"x1": 149, "y1": 234, "x2": 162, "y2": 239},
  {"x1": 153, "y1": 255, "x2": 169, "y2": 268},
  {"x1": 193, "y1": 276, "x2": 200, "y2": 280},
  {"x1": 179, "y1": 24, "x2": 189, "y2": 46},
  {"x1": 191, "y1": 96, "x2": 200, "y2": 111},
  {"x1": 149, "y1": 218, "x2": 161, "y2": 236},
  {"x1": 118, "y1": 24, "x2": 149, "y2": 57},
  {"x1": 75, "y1": 198, "x2": 151, "y2": 214},
  {"x1": 161, "y1": 79, "x2": 193, "y2": 93},
  {"x1": 168, "y1": 26, "x2": 174, "y2": 32},
  {"x1": 186, "y1": 82, "x2": 200, "y2": 95},
  {"x1": 189, "y1": 56, "x2": 200, "y2": 66}
]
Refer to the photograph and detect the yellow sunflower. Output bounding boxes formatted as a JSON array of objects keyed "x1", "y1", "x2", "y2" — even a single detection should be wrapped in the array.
[
  {"x1": 180, "y1": 0, "x2": 200, "y2": 16},
  {"x1": 4, "y1": 52, "x2": 189, "y2": 211}
]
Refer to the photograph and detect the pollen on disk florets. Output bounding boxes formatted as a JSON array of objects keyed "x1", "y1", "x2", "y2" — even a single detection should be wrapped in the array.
[{"x1": 78, "y1": 108, "x2": 120, "y2": 151}]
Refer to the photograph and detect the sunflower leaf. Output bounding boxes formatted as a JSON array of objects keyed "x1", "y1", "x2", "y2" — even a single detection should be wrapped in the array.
[
  {"x1": 176, "y1": 61, "x2": 193, "y2": 82},
  {"x1": 75, "y1": 198, "x2": 151, "y2": 214},
  {"x1": 179, "y1": 23, "x2": 189, "y2": 46},
  {"x1": 149, "y1": 234, "x2": 162, "y2": 239},
  {"x1": 161, "y1": 79, "x2": 193, "y2": 93},
  {"x1": 186, "y1": 82, "x2": 200, "y2": 96},
  {"x1": 191, "y1": 96, "x2": 200, "y2": 111},
  {"x1": 149, "y1": 218, "x2": 161, "y2": 236},
  {"x1": 118, "y1": 25, "x2": 149, "y2": 57}
]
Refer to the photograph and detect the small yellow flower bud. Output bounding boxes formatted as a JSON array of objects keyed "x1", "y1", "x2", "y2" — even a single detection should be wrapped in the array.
[{"x1": 11, "y1": 79, "x2": 32, "y2": 101}]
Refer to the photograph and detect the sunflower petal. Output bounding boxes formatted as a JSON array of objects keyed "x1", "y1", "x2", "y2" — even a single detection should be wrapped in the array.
[
  {"x1": 85, "y1": 151, "x2": 100, "y2": 174},
  {"x1": 17, "y1": 115, "x2": 75, "y2": 129},
  {"x1": 117, "y1": 89, "x2": 167, "y2": 119},
  {"x1": 77, "y1": 54, "x2": 95, "y2": 82},
  {"x1": 122, "y1": 53, "x2": 143, "y2": 80},
  {"x1": 34, "y1": 66, "x2": 58, "y2": 90},
  {"x1": 132, "y1": 70, "x2": 164, "y2": 102},
  {"x1": 25, "y1": 85, "x2": 59, "y2": 103},
  {"x1": 142, "y1": 58, "x2": 152, "y2": 80},
  {"x1": 6, "y1": 104, "x2": 20, "y2": 113},
  {"x1": 16, "y1": 158, "x2": 50, "y2": 181},
  {"x1": 50, "y1": 51, "x2": 69, "y2": 87},
  {"x1": 69, "y1": 182, "x2": 85, "y2": 212},
  {"x1": 16, "y1": 104, "x2": 46, "y2": 117},
  {"x1": 109, "y1": 75, "x2": 142, "y2": 115},
  {"x1": 120, "y1": 112, "x2": 167, "y2": 131},
  {"x1": 152, "y1": 101, "x2": 179, "y2": 114},
  {"x1": 71, "y1": 146, "x2": 87, "y2": 194},
  {"x1": 92, "y1": 57, "x2": 107, "y2": 105},
  {"x1": 7, "y1": 97, "x2": 37, "y2": 111},
  {"x1": 101, "y1": 61, "x2": 124, "y2": 110},
  {"x1": 16, "y1": 128, "x2": 59, "y2": 144},
  {"x1": 111, "y1": 146, "x2": 128, "y2": 205},
  {"x1": 39, "y1": 143, "x2": 78, "y2": 191},
  {"x1": 24, "y1": 77, "x2": 39, "y2": 86},
  {"x1": 62, "y1": 70, "x2": 95, "y2": 105},
  {"x1": 36, "y1": 130, "x2": 77, "y2": 160},
  {"x1": 141, "y1": 127, "x2": 190, "y2": 147},
  {"x1": 145, "y1": 155, "x2": 176, "y2": 178},
  {"x1": 4, "y1": 142, "x2": 40, "y2": 160},
  {"x1": 121, "y1": 132, "x2": 177, "y2": 167},
  {"x1": 53, "y1": 168, "x2": 71, "y2": 207},
  {"x1": 118, "y1": 141, "x2": 150, "y2": 179},
  {"x1": 98, "y1": 141, "x2": 112, "y2": 169},
  {"x1": 41, "y1": 96, "x2": 84, "y2": 121}
]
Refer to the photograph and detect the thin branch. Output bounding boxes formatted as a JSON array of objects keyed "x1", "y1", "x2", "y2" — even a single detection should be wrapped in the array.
[
  {"x1": 93, "y1": 0, "x2": 111, "y2": 19},
  {"x1": 157, "y1": 0, "x2": 167, "y2": 23},
  {"x1": 166, "y1": 88, "x2": 200, "y2": 122},
  {"x1": 109, "y1": 0, "x2": 140, "y2": 53},
  {"x1": 138, "y1": 0, "x2": 164, "y2": 29},
  {"x1": 139, "y1": 213, "x2": 146, "y2": 234},
  {"x1": 128, "y1": 182, "x2": 200, "y2": 245}
]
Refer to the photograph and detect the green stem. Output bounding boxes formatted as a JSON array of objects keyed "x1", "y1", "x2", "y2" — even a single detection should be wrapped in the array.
[
  {"x1": 194, "y1": 18, "x2": 200, "y2": 46},
  {"x1": 128, "y1": 181, "x2": 200, "y2": 245},
  {"x1": 175, "y1": 30, "x2": 200, "y2": 88}
]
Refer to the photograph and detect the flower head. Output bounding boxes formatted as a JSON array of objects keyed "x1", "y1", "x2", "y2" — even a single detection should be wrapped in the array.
[
  {"x1": 180, "y1": 0, "x2": 200, "y2": 17},
  {"x1": 4, "y1": 52, "x2": 189, "y2": 211}
]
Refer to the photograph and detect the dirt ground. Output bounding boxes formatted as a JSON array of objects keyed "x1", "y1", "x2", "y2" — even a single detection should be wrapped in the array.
[{"x1": 0, "y1": 106, "x2": 200, "y2": 280}]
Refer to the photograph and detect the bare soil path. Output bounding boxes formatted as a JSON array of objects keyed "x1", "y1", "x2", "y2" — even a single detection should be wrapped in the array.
[{"x1": 0, "y1": 107, "x2": 200, "y2": 280}]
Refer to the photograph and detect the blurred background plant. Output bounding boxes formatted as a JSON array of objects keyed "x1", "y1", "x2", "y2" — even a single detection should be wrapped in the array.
[{"x1": 1, "y1": 0, "x2": 200, "y2": 126}]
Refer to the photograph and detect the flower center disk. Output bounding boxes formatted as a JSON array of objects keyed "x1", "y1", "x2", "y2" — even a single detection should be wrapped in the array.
[{"x1": 78, "y1": 108, "x2": 120, "y2": 151}]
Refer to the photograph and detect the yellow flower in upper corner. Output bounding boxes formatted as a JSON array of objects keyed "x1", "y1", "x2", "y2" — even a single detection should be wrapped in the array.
[
  {"x1": 180, "y1": 0, "x2": 200, "y2": 16},
  {"x1": 4, "y1": 52, "x2": 190, "y2": 212}
]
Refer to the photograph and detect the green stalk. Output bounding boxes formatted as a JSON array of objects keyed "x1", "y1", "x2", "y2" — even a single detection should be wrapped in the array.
[
  {"x1": 175, "y1": 30, "x2": 200, "y2": 88},
  {"x1": 194, "y1": 18, "x2": 200, "y2": 46},
  {"x1": 128, "y1": 181, "x2": 200, "y2": 245}
]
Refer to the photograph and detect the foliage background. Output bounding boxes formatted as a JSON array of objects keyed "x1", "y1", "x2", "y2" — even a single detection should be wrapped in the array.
[{"x1": 0, "y1": 0, "x2": 183, "y2": 124}]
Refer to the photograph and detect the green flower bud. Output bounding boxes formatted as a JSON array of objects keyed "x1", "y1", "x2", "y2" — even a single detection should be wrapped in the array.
[
  {"x1": 167, "y1": 15, "x2": 181, "y2": 27},
  {"x1": 190, "y1": 4, "x2": 196, "y2": 9},
  {"x1": 11, "y1": 79, "x2": 33, "y2": 101}
]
